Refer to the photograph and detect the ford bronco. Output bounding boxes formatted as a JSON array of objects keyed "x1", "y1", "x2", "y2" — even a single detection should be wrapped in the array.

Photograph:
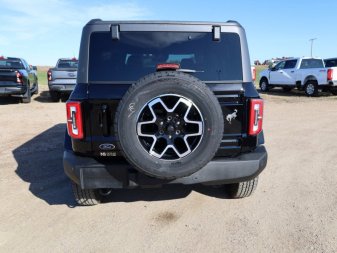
[{"x1": 63, "y1": 20, "x2": 267, "y2": 205}]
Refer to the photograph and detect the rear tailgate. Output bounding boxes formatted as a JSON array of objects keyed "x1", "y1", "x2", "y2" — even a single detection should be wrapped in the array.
[
  {"x1": 0, "y1": 69, "x2": 18, "y2": 86},
  {"x1": 73, "y1": 29, "x2": 257, "y2": 157},
  {"x1": 51, "y1": 69, "x2": 77, "y2": 84},
  {"x1": 85, "y1": 83, "x2": 246, "y2": 158}
]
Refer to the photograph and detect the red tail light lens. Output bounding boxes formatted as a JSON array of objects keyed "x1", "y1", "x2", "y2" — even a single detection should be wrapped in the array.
[
  {"x1": 47, "y1": 70, "x2": 52, "y2": 81},
  {"x1": 327, "y1": 69, "x2": 333, "y2": 81},
  {"x1": 252, "y1": 67, "x2": 256, "y2": 81},
  {"x1": 15, "y1": 71, "x2": 23, "y2": 84},
  {"x1": 66, "y1": 101, "x2": 84, "y2": 139},
  {"x1": 156, "y1": 63, "x2": 180, "y2": 71},
  {"x1": 248, "y1": 99, "x2": 264, "y2": 135}
]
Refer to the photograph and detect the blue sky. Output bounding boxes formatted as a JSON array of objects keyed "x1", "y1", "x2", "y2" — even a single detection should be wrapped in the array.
[{"x1": 0, "y1": 0, "x2": 336, "y2": 66}]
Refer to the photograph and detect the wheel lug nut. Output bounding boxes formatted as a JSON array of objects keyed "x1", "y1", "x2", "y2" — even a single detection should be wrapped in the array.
[
  {"x1": 159, "y1": 121, "x2": 164, "y2": 126},
  {"x1": 169, "y1": 135, "x2": 172, "y2": 139},
  {"x1": 167, "y1": 116, "x2": 172, "y2": 121},
  {"x1": 176, "y1": 130, "x2": 180, "y2": 135},
  {"x1": 176, "y1": 121, "x2": 180, "y2": 125},
  {"x1": 159, "y1": 130, "x2": 164, "y2": 135}
]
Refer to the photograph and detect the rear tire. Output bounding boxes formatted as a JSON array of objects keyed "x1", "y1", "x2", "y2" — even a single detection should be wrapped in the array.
[
  {"x1": 304, "y1": 81, "x2": 318, "y2": 97},
  {"x1": 225, "y1": 177, "x2": 259, "y2": 198},
  {"x1": 50, "y1": 90, "x2": 60, "y2": 102},
  {"x1": 71, "y1": 182, "x2": 101, "y2": 206},
  {"x1": 259, "y1": 78, "x2": 269, "y2": 92},
  {"x1": 33, "y1": 81, "x2": 39, "y2": 95},
  {"x1": 21, "y1": 86, "x2": 31, "y2": 103}
]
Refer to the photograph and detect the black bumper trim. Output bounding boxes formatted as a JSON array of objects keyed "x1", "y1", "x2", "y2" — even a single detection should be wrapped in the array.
[
  {"x1": 48, "y1": 84, "x2": 75, "y2": 92},
  {"x1": 63, "y1": 146, "x2": 267, "y2": 189},
  {"x1": 0, "y1": 86, "x2": 26, "y2": 96}
]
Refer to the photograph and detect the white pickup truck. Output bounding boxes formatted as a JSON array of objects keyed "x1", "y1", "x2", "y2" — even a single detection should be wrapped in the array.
[{"x1": 259, "y1": 57, "x2": 336, "y2": 96}]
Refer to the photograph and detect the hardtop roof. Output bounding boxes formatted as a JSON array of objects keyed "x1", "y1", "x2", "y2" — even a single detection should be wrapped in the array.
[{"x1": 86, "y1": 19, "x2": 242, "y2": 27}]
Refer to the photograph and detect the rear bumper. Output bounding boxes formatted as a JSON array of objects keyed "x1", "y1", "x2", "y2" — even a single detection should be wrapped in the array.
[
  {"x1": 48, "y1": 82, "x2": 75, "y2": 93},
  {"x1": 327, "y1": 81, "x2": 337, "y2": 86},
  {"x1": 0, "y1": 85, "x2": 26, "y2": 96},
  {"x1": 63, "y1": 146, "x2": 268, "y2": 189}
]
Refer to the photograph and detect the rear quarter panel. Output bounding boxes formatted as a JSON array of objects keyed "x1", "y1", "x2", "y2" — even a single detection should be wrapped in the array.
[{"x1": 296, "y1": 68, "x2": 327, "y2": 85}]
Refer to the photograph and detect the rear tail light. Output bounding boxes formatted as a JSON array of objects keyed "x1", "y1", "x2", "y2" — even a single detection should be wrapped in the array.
[
  {"x1": 47, "y1": 70, "x2": 52, "y2": 81},
  {"x1": 252, "y1": 67, "x2": 256, "y2": 81},
  {"x1": 66, "y1": 101, "x2": 84, "y2": 139},
  {"x1": 248, "y1": 99, "x2": 264, "y2": 135},
  {"x1": 15, "y1": 71, "x2": 23, "y2": 84},
  {"x1": 327, "y1": 69, "x2": 333, "y2": 81}
]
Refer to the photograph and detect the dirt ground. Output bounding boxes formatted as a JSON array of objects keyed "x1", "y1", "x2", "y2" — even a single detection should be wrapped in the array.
[{"x1": 0, "y1": 86, "x2": 336, "y2": 252}]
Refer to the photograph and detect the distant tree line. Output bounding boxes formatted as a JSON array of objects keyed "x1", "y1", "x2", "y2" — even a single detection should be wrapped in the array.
[{"x1": 254, "y1": 57, "x2": 292, "y2": 66}]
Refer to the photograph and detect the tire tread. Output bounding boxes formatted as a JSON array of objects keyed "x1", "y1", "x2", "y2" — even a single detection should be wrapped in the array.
[
  {"x1": 71, "y1": 182, "x2": 100, "y2": 206},
  {"x1": 227, "y1": 177, "x2": 259, "y2": 198}
]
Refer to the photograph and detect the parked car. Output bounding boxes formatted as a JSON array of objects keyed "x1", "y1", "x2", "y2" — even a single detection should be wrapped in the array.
[
  {"x1": 63, "y1": 19, "x2": 268, "y2": 205},
  {"x1": 259, "y1": 57, "x2": 336, "y2": 96},
  {"x1": 324, "y1": 58, "x2": 337, "y2": 95},
  {"x1": 0, "y1": 56, "x2": 38, "y2": 103},
  {"x1": 47, "y1": 58, "x2": 78, "y2": 102}
]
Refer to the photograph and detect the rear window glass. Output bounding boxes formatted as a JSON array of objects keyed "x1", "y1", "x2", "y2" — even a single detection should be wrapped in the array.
[
  {"x1": 325, "y1": 59, "x2": 337, "y2": 68},
  {"x1": 57, "y1": 60, "x2": 78, "y2": 68},
  {"x1": 89, "y1": 32, "x2": 243, "y2": 82},
  {"x1": 0, "y1": 59, "x2": 24, "y2": 69},
  {"x1": 300, "y1": 59, "x2": 324, "y2": 69}
]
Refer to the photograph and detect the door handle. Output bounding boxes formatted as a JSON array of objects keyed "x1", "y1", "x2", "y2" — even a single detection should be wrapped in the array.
[{"x1": 291, "y1": 71, "x2": 295, "y2": 73}]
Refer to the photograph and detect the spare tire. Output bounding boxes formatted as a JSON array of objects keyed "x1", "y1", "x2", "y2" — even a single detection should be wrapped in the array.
[{"x1": 115, "y1": 71, "x2": 223, "y2": 179}]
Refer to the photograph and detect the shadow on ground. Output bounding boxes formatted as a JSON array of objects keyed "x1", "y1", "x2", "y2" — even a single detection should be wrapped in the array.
[
  {"x1": 13, "y1": 124, "x2": 76, "y2": 206},
  {"x1": 0, "y1": 96, "x2": 21, "y2": 105},
  {"x1": 13, "y1": 124, "x2": 230, "y2": 207},
  {"x1": 0, "y1": 90, "x2": 69, "y2": 105},
  {"x1": 34, "y1": 90, "x2": 69, "y2": 103},
  {"x1": 258, "y1": 87, "x2": 333, "y2": 97},
  {"x1": 102, "y1": 184, "x2": 230, "y2": 204}
]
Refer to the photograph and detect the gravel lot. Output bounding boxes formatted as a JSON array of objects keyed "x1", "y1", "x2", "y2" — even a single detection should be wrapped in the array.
[{"x1": 0, "y1": 86, "x2": 336, "y2": 252}]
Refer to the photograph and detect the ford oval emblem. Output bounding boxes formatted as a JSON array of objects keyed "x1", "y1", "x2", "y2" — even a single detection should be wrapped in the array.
[{"x1": 99, "y1": 143, "x2": 115, "y2": 150}]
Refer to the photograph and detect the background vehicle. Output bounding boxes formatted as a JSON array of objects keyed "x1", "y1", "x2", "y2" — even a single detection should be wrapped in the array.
[
  {"x1": 30, "y1": 65, "x2": 37, "y2": 76},
  {"x1": 47, "y1": 58, "x2": 78, "y2": 102},
  {"x1": 63, "y1": 20, "x2": 268, "y2": 205},
  {"x1": 324, "y1": 58, "x2": 337, "y2": 95},
  {"x1": 259, "y1": 57, "x2": 335, "y2": 96},
  {"x1": 0, "y1": 56, "x2": 38, "y2": 103},
  {"x1": 251, "y1": 66, "x2": 256, "y2": 82}
]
